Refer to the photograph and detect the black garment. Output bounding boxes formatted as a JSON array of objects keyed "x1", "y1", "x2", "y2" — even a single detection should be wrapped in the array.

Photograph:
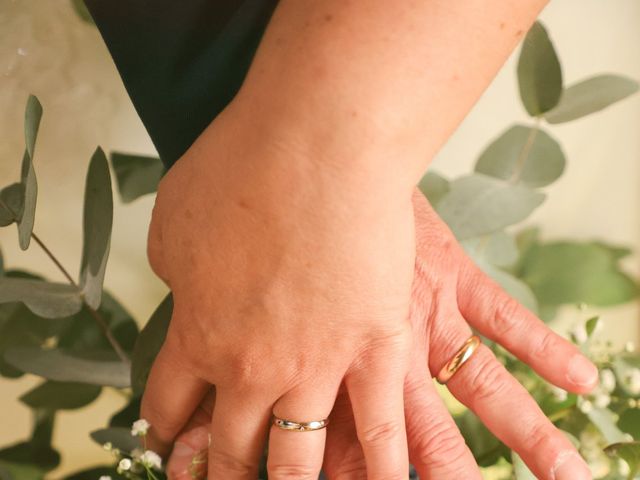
[{"x1": 84, "y1": 0, "x2": 278, "y2": 169}]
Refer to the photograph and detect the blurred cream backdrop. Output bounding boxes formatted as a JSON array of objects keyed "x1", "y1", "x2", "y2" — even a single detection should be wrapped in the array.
[{"x1": 0, "y1": 0, "x2": 638, "y2": 476}]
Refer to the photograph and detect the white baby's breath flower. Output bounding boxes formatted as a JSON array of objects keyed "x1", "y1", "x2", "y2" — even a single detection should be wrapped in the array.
[
  {"x1": 619, "y1": 458, "x2": 631, "y2": 477},
  {"x1": 140, "y1": 450, "x2": 162, "y2": 470},
  {"x1": 626, "y1": 368, "x2": 640, "y2": 395},
  {"x1": 600, "y1": 369, "x2": 616, "y2": 393},
  {"x1": 131, "y1": 448, "x2": 143, "y2": 459},
  {"x1": 98, "y1": 476, "x2": 112, "y2": 480},
  {"x1": 578, "y1": 398, "x2": 593, "y2": 414},
  {"x1": 594, "y1": 393, "x2": 611, "y2": 409},
  {"x1": 118, "y1": 458, "x2": 132, "y2": 472},
  {"x1": 131, "y1": 418, "x2": 151, "y2": 437},
  {"x1": 102, "y1": 442, "x2": 112, "y2": 451},
  {"x1": 571, "y1": 324, "x2": 588, "y2": 345},
  {"x1": 550, "y1": 385, "x2": 568, "y2": 402}
]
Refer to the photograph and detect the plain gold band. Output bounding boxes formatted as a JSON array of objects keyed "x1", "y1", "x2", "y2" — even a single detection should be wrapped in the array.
[
  {"x1": 436, "y1": 335, "x2": 481, "y2": 385},
  {"x1": 273, "y1": 417, "x2": 329, "y2": 432}
]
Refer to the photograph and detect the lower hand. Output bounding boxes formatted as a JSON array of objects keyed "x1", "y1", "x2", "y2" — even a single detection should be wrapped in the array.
[{"x1": 164, "y1": 192, "x2": 597, "y2": 480}]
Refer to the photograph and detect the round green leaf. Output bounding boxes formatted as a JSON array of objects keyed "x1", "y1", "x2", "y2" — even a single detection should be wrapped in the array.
[
  {"x1": 90, "y1": 427, "x2": 140, "y2": 453},
  {"x1": 475, "y1": 125, "x2": 565, "y2": 188},
  {"x1": 131, "y1": 294, "x2": 172, "y2": 396},
  {"x1": 79, "y1": 147, "x2": 113, "y2": 309},
  {"x1": 20, "y1": 381, "x2": 101, "y2": 410},
  {"x1": 517, "y1": 21, "x2": 563, "y2": 116},
  {"x1": 110, "y1": 152, "x2": 164, "y2": 203},
  {"x1": 0, "y1": 278, "x2": 82, "y2": 318},
  {"x1": 436, "y1": 174, "x2": 545, "y2": 240},
  {"x1": 0, "y1": 183, "x2": 25, "y2": 227},
  {"x1": 418, "y1": 171, "x2": 449, "y2": 207},
  {"x1": 546, "y1": 74, "x2": 639, "y2": 124}
]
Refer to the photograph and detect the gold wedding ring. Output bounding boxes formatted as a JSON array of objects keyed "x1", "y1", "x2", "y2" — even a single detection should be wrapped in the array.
[
  {"x1": 436, "y1": 335, "x2": 481, "y2": 384},
  {"x1": 273, "y1": 416, "x2": 329, "y2": 432}
]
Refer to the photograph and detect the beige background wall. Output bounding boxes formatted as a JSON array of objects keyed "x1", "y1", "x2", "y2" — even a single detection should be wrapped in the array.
[{"x1": 0, "y1": 0, "x2": 638, "y2": 475}]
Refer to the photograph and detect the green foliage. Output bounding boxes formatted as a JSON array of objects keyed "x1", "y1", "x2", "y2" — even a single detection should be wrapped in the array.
[
  {"x1": 517, "y1": 22, "x2": 563, "y2": 116},
  {"x1": 0, "y1": 278, "x2": 82, "y2": 318},
  {"x1": 436, "y1": 173, "x2": 545, "y2": 240},
  {"x1": 546, "y1": 74, "x2": 639, "y2": 124},
  {"x1": 110, "y1": 152, "x2": 164, "y2": 203},
  {"x1": 20, "y1": 381, "x2": 101, "y2": 411},
  {"x1": 605, "y1": 442, "x2": 640, "y2": 480},
  {"x1": 90, "y1": 428, "x2": 141, "y2": 453},
  {"x1": 131, "y1": 294, "x2": 172, "y2": 396},
  {"x1": 4, "y1": 347, "x2": 130, "y2": 388},
  {"x1": 417, "y1": 171, "x2": 449, "y2": 206},
  {"x1": 70, "y1": 0, "x2": 94, "y2": 25},
  {"x1": 0, "y1": 184, "x2": 24, "y2": 227},
  {"x1": 475, "y1": 125, "x2": 565, "y2": 188},
  {"x1": 19, "y1": 95, "x2": 42, "y2": 250},
  {"x1": 517, "y1": 241, "x2": 638, "y2": 309},
  {"x1": 79, "y1": 148, "x2": 113, "y2": 310}
]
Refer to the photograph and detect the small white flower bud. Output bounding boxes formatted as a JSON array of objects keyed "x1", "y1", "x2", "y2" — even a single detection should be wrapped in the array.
[
  {"x1": 98, "y1": 476, "x2": 112, "y2": 480},
  {"x1": 131, "y1": 418, "x2": 151, "y2": 437},
  {"x1": 571, "y1": 324, "x2": 588, "y2": 345},
  {"x1": 626, "y1": 368, "x2": 640, "y2": 395},
  {"x1": 578, "y1": 398, "x2": 593, "y2": 414},
  {"x1": 102, "y1": 442, "x2": 112, "y2": 451},
  {"x1": 140, "y1": 450, "x2": 162, "y2": 470},
  {"x1": 118, "y1": 458, "x2": 132, "y2": 472},
  {"x1": 594, "y1": 393, "x2": 611, "y2": 409},
  {"x1": 600, "y1": 369, "x2": 616, "y2": 393},
  {"x1": 550, "y1": 385, "x2": 568, "y2": 402}
]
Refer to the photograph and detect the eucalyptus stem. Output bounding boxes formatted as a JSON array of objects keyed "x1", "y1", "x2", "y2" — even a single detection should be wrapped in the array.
[{"x1": 30, "y1": 231, "x2": 130, "y2": 364}]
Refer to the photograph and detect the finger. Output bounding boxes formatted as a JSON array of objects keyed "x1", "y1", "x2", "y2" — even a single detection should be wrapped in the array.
[
  {"x1": 404, "y1": 368, "x2": 481, "y2": 479},
  {"x1": 207, "y1": 389, "x2": 272, "y2": 479},
  {"x1": 268, "y1": 381, "x2": 338, "y2": 480},
  {"x1": 457, "y1": 259, "x2": 598, "y2": 393},
  {"x1": 345, "y1": 342, "x2": 410, "y2": 480},
  {"x1": 166, "y1": 389, "x2": 215, "y2": 480},
  {"x1": 431, "y1": 320, "x2": 592, "y2": 480},
  {"x1": 141, "y1": 340, "x2": 209, "y2": 456},
  {"x1": 323, "y1": 384, "x2": 367, "y2": 480}
]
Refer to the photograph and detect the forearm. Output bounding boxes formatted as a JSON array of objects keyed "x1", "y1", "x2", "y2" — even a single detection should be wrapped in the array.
[{"x1": 227, "y1": 0, "x2": 548, "y2": 195}]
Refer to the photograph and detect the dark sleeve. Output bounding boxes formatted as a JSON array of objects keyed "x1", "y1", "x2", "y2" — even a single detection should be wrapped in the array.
[{"x1": 84, "y1": 0, "x2": 278, "y2": 169}]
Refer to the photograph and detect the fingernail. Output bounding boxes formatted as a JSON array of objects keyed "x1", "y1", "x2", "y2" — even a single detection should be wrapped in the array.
[
  {"x1": 172, "y1": 441, "x2": 195, "y2": 458},
  {"x1": 553, "y1": 451, "x2": 592, "y2": 480},
  {"x1": 567, "y1": 354, "x2": 598, "y2": 387}
]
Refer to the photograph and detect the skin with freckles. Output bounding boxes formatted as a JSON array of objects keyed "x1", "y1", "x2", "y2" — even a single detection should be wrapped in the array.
[
  {"x1": 141, "y1": 1, "x2": 598, "y2": 479},
  {"x1": 163, "y1": 194, "x2": 597, "y2": 480}
]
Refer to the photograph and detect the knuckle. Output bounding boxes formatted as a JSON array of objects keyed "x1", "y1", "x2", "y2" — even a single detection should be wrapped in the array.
[
  {"x1": 209, "y1": 450, "x2": 256, "y2": 476},
  {"x1": 412, "y1": 420, "x2": 467, "y2": 470},
  {"x1": 530, "y1": 329, "x2": 560, "y2": 361},
  {"x1": 359, "y1": 420, "x2": 404, "y2": 448},
  {"x1": 267, "y1": 462, "x2": 318, "y2": 479},
  {"x1": 464, "y1": 355, "x2": 508, "y2": 404},
  {"x1": 524, "y1": 421, "x2": 555, "y2": 453},
  {"x1": 488, "y1": 295, "x2": 522, "y2": 337}
]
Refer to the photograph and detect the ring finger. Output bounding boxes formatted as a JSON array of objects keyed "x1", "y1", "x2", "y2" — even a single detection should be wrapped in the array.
[{"x1": 429, "y1": 315, "x2": 592, "y2": 480}]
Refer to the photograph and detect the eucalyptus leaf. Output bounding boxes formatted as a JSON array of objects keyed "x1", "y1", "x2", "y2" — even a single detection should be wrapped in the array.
[
  {"x1": 79, "y1": 148, "x2": 113, "y2": 309},
  {"x1": 418, "y1": 171, "x2": 449, "y2": 207},
  {"x1": 0, "y1": 184, "x2": 24, "y2": 227},
  {"x1": 619, "y1": 409, "x2": 640, "y2": 440},
  {"x1": 517, "y1": 21, "x2": 563, "y2": 116},
  {"x1": 20, "y1": 381, "x2": 101, "y2": 410},
  {"x1": 17, "y1": 152, "x2": 37, "y2": 251},
  {"x1": 0, "y1": 278, "x2": 82, "y2": 318},
  {"x1": 605, "y1": 442, "x2": 640, "y2": 480},
  {"x1": 518, "y1": 241, "x2": 638, "y2": 307},
  {"x1": 475, "y1": 125, "x2": 565, "y2": 188},
  {"x1": 0, "y1": 410, "x2": 59, "y2": 472},
  {"x1": 436, "y1": 174, "x2": 545, "y2": 240},
  {"x1": 109, "y1": 396, "x2": 141, "y2": 428},
  {"x1": 546, "y1": 74, "x2": 639, "y2": 124},
  {"x1": 588, "y1": 408, "x2": 629, "y2": 444},
  {"x1": 0, "y1": 461, "x2": 45, "y2": 480},
  {"x1": 70, "y1": 0, "x2": 94, "y2": 24},
  {"x1": 24, "y1": 95, "x2": 42, "y2": 161},
  {"x1": 110, "y1": 152, "x2": 164, "y2": 203},
  {"x1": 131, "y1": 294, "x2": 172, "y2": 396},
  {"x1": 455, "y1": 410, "x2": 507, "y2": 466},
  {"x1": 462, "y1": 231, "x2": 519, "y2": 268},
  {"x1": 585, "y1": 316, "x2": 600, "y2": 338},
  {"x1": 4, "y1": 347, "x2": 130, "y2": 388},
  {"x1": 90, "y1": 427, "x2": 140, "y2": 453}
]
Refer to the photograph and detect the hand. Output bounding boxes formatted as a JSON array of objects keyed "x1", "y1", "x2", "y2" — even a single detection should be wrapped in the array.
[
  {"x1": 143, "y1": 104, "x2": 419, "y2": 479},
  {"x1": 164, "y1": 192, "x2": 597, "y2": 480}
]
